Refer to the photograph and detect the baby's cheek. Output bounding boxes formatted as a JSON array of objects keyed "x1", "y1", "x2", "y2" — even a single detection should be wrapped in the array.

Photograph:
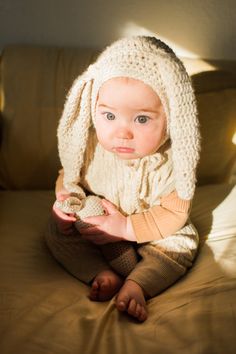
[
  {"x1": 143, "y1": 135, "x2": 163, "y2": 154},
  {"x1": 96, "y1": 129, "x2": 112, "y2": 151},
  {"x1": 95, "y1": 127, "x2": 105, "y2": 145}
]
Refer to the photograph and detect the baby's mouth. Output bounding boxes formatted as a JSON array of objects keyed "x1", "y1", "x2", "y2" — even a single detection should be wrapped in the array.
[{"x1": 113, "y1": 147, "x2": 135, "y2": 153}]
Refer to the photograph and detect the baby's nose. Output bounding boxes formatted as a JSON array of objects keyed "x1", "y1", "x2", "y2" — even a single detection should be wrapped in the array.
[{"x1": 116, "y1": 127, "x2": 133, "y2": 139}]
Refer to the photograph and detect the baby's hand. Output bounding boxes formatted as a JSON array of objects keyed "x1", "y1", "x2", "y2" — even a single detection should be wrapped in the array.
[
  {"x1": 52, "y1": 194, "x2": 77, "y2": 235},
  {"x1": 81, "y1": 199, "x2": 136, "y2": 244}
]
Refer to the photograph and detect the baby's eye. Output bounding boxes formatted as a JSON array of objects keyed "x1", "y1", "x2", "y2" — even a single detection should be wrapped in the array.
[
  {"x1": 105, "y1": 112, "x2": 115, "y2": 120},
  {"x1": 135, "y1": 115, "x2": 149, "y2": 124}
]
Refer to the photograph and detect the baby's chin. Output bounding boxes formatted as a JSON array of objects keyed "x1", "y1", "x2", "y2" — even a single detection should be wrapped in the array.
[{"x1": 116, "y1": 153, "x2": 139, "y2": 160}]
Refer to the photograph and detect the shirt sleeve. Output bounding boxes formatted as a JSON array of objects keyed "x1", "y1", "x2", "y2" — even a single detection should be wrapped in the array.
[{"x1": 130, "y1": 190, "x2": 191, "y2": 243}]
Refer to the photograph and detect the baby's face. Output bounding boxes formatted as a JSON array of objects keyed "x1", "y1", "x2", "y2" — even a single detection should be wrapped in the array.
[{"x1": 95, "y1": 77, "x2": 167, "y2": 160}]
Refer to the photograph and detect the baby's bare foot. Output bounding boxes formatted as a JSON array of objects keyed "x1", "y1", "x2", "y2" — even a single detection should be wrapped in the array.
[
  {"x1": 89, "y1": 270, "x2": 124, "y2": 302},
  {"x1": 116, "y1": 279, "x2": 148, "y2": 322}
]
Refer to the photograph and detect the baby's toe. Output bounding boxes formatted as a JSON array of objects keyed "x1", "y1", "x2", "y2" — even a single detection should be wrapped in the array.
[
  {"x1": 135, "y1": 303, "x2": 142, "y2": 318},
  {"x1": 89, "y1": 280, "x2": 99, "y2": 301},
  {"x1": 138, "y1": 306, "x2": 148, "y2": 322},
  {"x1": 127, "y1": 299, "x2": 147, "y2": 322},
  {"x1": 92, "y1": 280, "x2": 99, "y2": 290},
  {"x1": 116, "y1": 293, "x2": 130, "y2": 312},
  {"x1": 127, "y1": 298, "x2": 138, "y2": 317},
  {"x1": 100, "y1": 278, "x2": 109, "y2": 291}
]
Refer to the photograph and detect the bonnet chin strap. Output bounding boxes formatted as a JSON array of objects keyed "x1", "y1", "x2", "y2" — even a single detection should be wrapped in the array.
[{"x1": 57, "y1": 74, "x2": 94, "y2": 205}]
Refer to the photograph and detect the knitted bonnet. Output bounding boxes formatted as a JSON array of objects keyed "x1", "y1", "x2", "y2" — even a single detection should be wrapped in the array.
[{"x1": 57, "y1": 36, "x2": 200, "y2": 208}]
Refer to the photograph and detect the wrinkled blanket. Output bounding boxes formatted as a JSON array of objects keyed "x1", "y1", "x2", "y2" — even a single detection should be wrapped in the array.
[{"x1": 0, "y1": 184, "x2": 236, "y2": 354}]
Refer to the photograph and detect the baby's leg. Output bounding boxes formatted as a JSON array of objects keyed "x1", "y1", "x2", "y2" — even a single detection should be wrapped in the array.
[
  {"x1": 116, "y1": 221, "x2": 199, "y2": 321},
  {"x1": 45, "y1": 218, "x2": 109, "y2": 283},
  {"x1": 101, "y1": 241, "x2": 139, "y2": 277},
  {"x1": 45, "y1": 218, "x2": 124, "y2": 300}
]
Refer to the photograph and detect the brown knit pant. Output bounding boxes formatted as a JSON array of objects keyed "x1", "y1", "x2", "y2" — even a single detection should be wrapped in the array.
[{"x1": 45, "y1": 218, "x2": 198, "y2": 297}]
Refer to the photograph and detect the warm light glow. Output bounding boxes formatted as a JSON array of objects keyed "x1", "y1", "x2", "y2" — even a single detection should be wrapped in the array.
[
  {"x1": 120, "y1": 22, "x2": 219, "y2": 75},
  {"x1": 120, "y1": 22, "x2": 199, "y2": 59},
  {"x1": 232, "y1": 131, "x2": 236, "y2": 145}
]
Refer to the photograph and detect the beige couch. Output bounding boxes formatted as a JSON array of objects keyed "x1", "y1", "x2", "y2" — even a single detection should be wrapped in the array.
[{"x1": 0, "y1": 45, "x2": 236, "y2": 354}]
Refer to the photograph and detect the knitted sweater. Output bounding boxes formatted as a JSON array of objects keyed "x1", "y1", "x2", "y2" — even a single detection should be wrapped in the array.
[{"x1": 56, "y1": 129, "x2": 190, "y2": 243}]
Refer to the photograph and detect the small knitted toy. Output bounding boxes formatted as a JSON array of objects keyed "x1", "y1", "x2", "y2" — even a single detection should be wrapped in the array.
[{"x1": 55, "y1": 195, "x2": 138, "y2": 277}]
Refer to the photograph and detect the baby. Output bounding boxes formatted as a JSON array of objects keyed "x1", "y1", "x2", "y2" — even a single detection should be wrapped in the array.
[{"x1": 45, "y1": 36, "x2": 200, "y2": 322}]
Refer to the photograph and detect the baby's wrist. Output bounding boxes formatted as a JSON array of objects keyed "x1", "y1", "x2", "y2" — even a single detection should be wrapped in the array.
[
  {"x1": 126, "y1": 216, "x2": 137, "y2": 242},
  {"x1": 56, "y1": 190, "x2": 70, "y2": 201}
]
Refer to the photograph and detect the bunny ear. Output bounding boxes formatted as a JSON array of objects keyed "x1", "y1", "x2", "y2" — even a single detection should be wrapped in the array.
[
  {"x1": 155, "y1": 49, "x2": 200, "y2": 200},
  {"x1": 57, "y1": 75, "x2": 94, "y2": 199}
]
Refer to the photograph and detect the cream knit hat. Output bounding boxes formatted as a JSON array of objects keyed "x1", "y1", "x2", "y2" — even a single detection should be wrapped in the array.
[{"x1": 57, "y1": 36, "x2": 200, "y2": 205}]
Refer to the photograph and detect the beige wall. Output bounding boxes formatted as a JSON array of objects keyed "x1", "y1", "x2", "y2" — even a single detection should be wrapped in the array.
[{"x1": 0, "y1": 0, "x2": 236, "y2": 59}]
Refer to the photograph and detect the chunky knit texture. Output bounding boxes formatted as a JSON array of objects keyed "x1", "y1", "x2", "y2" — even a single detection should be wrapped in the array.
[
  {"x1": 55, "y1": 195, "x2": 105, "y2": 229},
  {"x1": 56, "y1": 195, "x2": 138, "y2": 276},
  {"x1": 57, "y1": 36, "x2": 200, "y2": 205}
]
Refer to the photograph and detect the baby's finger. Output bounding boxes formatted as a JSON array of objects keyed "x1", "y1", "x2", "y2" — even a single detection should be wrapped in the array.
[
  {"x1": 101, "y1": 199, "x2": 118, "y2": 215},
  {"x1": 82, "y1": 215, "x2": 105, "y2": 225},
  {"x1": 56, "y1": 193, "x2": 71, "y2": 201}
]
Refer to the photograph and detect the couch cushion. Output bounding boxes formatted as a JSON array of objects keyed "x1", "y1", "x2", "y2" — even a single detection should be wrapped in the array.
[{"x1": 0, "y1": 46, "x2": 99, "y2": 189}]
